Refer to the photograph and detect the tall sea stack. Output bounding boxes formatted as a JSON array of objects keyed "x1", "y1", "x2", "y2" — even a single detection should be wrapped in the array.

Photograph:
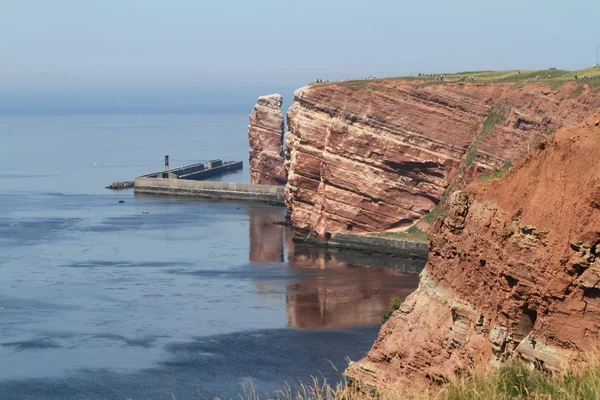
[{"x1": 248, "y1": 94, "x2": 287, "y2": 186}]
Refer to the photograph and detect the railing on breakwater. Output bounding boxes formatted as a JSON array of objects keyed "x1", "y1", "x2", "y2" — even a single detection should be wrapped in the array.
[{"x1": 140, "y1": 159, "x2": 243, "y2": 181}]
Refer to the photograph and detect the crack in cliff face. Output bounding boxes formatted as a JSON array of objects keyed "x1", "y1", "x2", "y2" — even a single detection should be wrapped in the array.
[
  {"x1": 282, "y1": 80, "x2": 600, "y2": 238},
  {"x1": 345, "y1": 112, "x2": 600, "y2": 394}
]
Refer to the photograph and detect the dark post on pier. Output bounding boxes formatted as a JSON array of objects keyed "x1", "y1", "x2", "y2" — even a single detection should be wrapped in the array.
[{"x1": 164, "y1": 155, "x2": 170, "y2": 170}]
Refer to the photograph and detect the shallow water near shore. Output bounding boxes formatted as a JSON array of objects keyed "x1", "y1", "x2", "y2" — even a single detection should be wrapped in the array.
[{"x1": 0, "y1": 114, "x2": 425, "y2": 399}]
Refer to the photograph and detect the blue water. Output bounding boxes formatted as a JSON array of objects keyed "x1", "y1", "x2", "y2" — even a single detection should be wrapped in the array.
[
  {"x1": 0, "y1": 113, "x2": 250, "y2": 194},
  {"x1": 0, "y1": 114, "x2": 423, "y2": 399}
]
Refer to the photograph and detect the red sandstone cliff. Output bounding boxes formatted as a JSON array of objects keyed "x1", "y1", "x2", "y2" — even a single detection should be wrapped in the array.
[
  {"x1": 284, "y1": 80, "x2": 600, "y2": 238},
  {"x1": 346, "y1": 113, "x2": 600, "y2": 393},
  {"x1": 248, "y1": 94, "x2": 287, "y2": 185}
]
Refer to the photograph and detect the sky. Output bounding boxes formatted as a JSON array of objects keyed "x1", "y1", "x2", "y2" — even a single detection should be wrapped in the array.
[{"x1": 1, "y1": 0, "x2": 599, "y2": 113}]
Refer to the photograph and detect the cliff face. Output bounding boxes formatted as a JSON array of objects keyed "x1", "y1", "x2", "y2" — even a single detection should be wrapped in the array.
[
  {"x1": 346, "y1": 113, "x2": 600, "y2": 393},
  {"x1": 248, "y1": 94, "x2": 287, "y2": 185},
  {"x1": 284, "y1": 80, "x2": 600, "y2": 238}
]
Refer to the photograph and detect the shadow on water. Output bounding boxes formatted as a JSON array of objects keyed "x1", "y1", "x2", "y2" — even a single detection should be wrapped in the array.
[{"x1": 0, "y1": 328, "x2": 378, "y2": 400}]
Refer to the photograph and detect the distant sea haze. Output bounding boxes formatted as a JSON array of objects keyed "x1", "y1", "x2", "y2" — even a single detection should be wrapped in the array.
[
  {"x1": 0, "y1": 85, "x2": 300, "y2": 116},
  {"x1": 0, "y1": 113, "x2": 251, "y2": 193}
]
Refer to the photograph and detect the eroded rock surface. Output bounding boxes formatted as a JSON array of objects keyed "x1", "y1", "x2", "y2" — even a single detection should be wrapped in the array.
[
  {"x1": 284, "y1": 80, "x2": 600, "y2": 238},
  {"x1": 346, "y1": 113, "x2": 600, "y2": 393},
  {"x1": 248, "y1": 94, "x2": 287, "y2": 185}
]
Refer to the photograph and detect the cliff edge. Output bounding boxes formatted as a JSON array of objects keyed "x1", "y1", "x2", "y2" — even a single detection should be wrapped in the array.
[
  {"x1": 346, "y1": 112, "x2": 600, "y2": 394},
  {"x1": 284, "y1": 77, "x2": 600, "y2": 238}
]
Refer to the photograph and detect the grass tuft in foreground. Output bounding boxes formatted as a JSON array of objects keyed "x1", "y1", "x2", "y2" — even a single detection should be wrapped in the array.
[
  {"x1": 229, "y1": 358, "x2": 600, "y2": 400},
  {"x1": 436, "y1": 360, "x2": 600, "y2": 400}
]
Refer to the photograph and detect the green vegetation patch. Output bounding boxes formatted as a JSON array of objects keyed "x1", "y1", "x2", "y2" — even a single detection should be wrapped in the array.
[
  {"x1": 418, "y1": 69, "x2": 572, "y2": 84},
  {"x1": 308, "y1": 67, "x2": 600, "y2": 92},
  {"x1": 571, "y1": 84, "x2": 586, "y2": 97},
  {"x1": 478, "y1": 162, "x2": 512, "y2": 182},
  {"x1": 437, "y1": 360, "x2": 600, "y2": 400},
  {"x1": 375, "y1": 225, "x2": 428, "y2": 243},
  {"x1": 465, "y1": 103, "x2": 509, "y2": 167},
  {"x1": 422, "y1": 204, "x2": 448, "y2": 224},
  {"x1": 382, "y1": 295, "x2": 403, "y2": 324},
  {"x1": 230, "y1": 358, "x2": 600, "y2": 399},
  {"x1": 417, "y1": 103, "x2": 510, "y2": 225},
  {"x1": 339, "y1": 80, "x2": 369, "y2": 91}
]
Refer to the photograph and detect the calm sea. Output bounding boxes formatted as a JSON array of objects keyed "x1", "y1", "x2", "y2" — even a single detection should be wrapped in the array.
[{"x1": 0, "y1": 113, "x2": 423, "y2": 399}]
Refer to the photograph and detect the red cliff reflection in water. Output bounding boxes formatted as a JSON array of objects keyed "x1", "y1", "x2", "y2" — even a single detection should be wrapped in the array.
[
  {"x1": 249, "y1": 206, "x2": 285, "y2": 263},
  {"x1": 286, "y1": 244, "x2": 422, "y2": 328},
  {"x1": 248, "y1": 205, "x2": 425, "y2": 329}
]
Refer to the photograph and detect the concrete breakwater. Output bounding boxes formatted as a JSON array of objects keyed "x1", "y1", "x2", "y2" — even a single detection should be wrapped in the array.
[
  {"x1": 330, "y1": 233, "x2": 429, "y2": 259},
  {"x1": 134, "y1": 177, "x2": 285, "y2": 204},
  {"x1": 295, "y1": 232, "x2": 429, "y2": 259}
]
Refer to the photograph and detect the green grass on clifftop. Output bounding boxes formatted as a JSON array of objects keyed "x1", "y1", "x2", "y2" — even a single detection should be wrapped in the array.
[{"x1": 310, "y1": 66, "x2": 600, "y2": 90}]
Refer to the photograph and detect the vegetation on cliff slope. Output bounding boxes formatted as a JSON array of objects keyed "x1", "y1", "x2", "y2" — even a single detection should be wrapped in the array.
[
  {"x1": 414, "y1": 103, "x2": 511, "y2": 227},
  {"x1": 478, "y1": 161, "x2": 512, "y2": 182},
  {"x1": 381, "y1": 295, "x2": 403, "y2": 324},
  {"x1": 373, "y1": 226, "x2": 428, "y2": 243},
  {"x1": 464, "y1": 103, "x2": 510, "y2": 167},
  {"x1": 231, "y1": 360, "x2": 600, "y2": 400}
]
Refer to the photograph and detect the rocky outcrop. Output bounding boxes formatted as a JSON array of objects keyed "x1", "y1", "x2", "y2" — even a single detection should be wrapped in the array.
[
  {"x1": 284, "y1": 80, "x2": 600, "y2": 238},
  {"x1": 346, "y1": 113, "x2": 600, "y2": 393},
  {"x1": 105, "y1": 181, "x2": 134, "y2": 190},
  {"x1": 248, "y1": 94, "x2": 287, "y2": 185}
]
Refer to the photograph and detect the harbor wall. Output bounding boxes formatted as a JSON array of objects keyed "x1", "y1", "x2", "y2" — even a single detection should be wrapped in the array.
[{"x1": 134, "y1": 177, "x2": 285, "y2": 204}]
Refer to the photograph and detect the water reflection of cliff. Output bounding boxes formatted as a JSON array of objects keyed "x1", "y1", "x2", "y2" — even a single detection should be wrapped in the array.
[
  {"x1": 248, "y1": 205, "x2": 286, "y2": 263},
  {"x1": 248, "y1": 205, "x2": 426, "y2": 329}
]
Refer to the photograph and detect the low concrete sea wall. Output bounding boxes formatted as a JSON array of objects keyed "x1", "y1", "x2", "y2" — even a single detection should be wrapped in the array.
[
  {"x1": 134, "y1": 177, "x2": 285, "y2": 204},
  {"x1": 327, "y1": 232, "x2": 429, "y2": 259}
]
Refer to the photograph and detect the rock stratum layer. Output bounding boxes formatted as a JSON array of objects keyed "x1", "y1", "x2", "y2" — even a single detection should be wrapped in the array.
[
  {"x1": 284, "y1": 80, "x2": 600, "y2": 238},
  {"x1": 346, "y1": 113, "x2": 600, "y2": 393},
  {"x1": 248, "y1": 94, "x2": 287, "y2": 185}
]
